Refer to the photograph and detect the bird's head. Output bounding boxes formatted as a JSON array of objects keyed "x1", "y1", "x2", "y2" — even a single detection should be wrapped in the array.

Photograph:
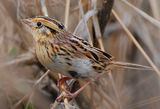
[{"x1": 22, "y1": 16, "x2": 65, "y2": 42}]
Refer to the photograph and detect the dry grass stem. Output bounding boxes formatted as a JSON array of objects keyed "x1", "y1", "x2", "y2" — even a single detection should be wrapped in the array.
[
  {"x1": 40, "y1": 0, "x2": 48, "y2": 16},
  {"x1": 92, "y1": 2, "x2": 105, "y2": 51},
  {"x1": 64, "y1": 0, "x2": 70, "y2": 28},
  {"x1": 92, "y1": 17, "x2": 105, "y2": 51}
]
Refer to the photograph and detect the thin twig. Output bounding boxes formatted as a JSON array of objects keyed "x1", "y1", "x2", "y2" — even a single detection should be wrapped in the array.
[{"x1": 112, "y1": 10, "x2": 160, "y2": 76}]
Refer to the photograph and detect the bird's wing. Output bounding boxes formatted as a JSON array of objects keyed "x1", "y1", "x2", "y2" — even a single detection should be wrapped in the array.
[
  {"x1": 67, "y1": 35, "x2": 114, "y2": 63},
  {"x1": 52, "y1": 33, "x2": 114, "y2": 73}
]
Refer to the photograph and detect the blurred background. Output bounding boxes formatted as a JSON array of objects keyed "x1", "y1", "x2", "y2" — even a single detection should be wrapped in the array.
[{"x1": 0, "y1": 0, "x2": 160, "y2": 109}]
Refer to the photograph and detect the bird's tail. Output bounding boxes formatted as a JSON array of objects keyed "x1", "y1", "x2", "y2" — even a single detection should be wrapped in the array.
[{"x1": 109, "y1": 61, "x2": 153, "y2": 70}]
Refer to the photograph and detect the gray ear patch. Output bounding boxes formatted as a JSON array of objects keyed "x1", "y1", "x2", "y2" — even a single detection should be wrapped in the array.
[{"x1": 38, "y1": 27, "x2": 47, "y2": 34}]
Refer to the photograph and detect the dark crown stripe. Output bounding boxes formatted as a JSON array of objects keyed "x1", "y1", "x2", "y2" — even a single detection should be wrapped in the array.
[{"x1": 45, "y1": 25, "x2": 58, "y2": 34}]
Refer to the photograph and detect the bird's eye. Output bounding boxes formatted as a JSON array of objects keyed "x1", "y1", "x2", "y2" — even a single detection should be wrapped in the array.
[{"x1": 37, "y1": 22, "x2": 42, "y2": 27}]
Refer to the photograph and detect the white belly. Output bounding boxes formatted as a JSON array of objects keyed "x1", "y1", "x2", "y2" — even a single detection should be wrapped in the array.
[{"x1": 45, "y1": 56, "x2": 97, "y2": 78}]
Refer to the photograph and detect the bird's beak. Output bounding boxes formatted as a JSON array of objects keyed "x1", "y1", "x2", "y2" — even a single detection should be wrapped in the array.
[{"x1": 21, "y1": 18, "x2": 33, "y2": 28}]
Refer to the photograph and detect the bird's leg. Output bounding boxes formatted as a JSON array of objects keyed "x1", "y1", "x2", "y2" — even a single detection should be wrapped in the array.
[
  {"x1": 57, "y1": 77, "x2": 72, "y2": 91},
  {"x1": 56, "y1": 80, "x2": 91, "y2": 102}
]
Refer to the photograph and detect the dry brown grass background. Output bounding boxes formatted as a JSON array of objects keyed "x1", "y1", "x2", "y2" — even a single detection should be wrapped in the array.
[{"x1": 0, "y1": 0, "x2": 160, "y2": 109}]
